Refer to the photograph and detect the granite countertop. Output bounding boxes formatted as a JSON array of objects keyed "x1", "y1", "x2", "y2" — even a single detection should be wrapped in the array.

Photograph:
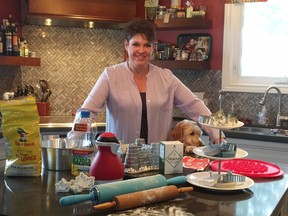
[
  {"x1": 0, "y1": 164, "x2": 287, "y2": 216},
  {"x1": 39, "y1": 116, "x2": 106, "y2": 128}
]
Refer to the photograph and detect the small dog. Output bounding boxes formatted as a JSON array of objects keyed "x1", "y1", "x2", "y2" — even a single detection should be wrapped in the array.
[{"x1": 170, "y1": 119, "x2": 204, "y2": 154}]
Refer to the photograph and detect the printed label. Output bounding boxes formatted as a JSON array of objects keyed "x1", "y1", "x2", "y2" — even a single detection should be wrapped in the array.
[
  {"x1": 71, "y1": 148, "x2": 96, "y2": 176},
  {"x1": 74, "y1": 123, "x2": 88, "y2": 132}
]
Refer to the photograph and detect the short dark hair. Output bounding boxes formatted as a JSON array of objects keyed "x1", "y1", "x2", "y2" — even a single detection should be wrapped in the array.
[{"x1": 123, "y1": 18, "x2": 156, "y2": 43}]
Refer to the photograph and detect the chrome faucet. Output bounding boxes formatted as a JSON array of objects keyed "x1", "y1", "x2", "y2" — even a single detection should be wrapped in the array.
[{"x1": 259, "y1": 85, "x2": 288, "y2": 127}]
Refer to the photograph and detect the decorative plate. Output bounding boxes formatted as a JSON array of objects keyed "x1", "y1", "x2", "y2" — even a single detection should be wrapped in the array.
[
  {"x1": 193, "y1": 146, "x2": 248, "y2": 160},
  {"x1": 186, "y1": 171, "x2": 254, "y2": 191}
]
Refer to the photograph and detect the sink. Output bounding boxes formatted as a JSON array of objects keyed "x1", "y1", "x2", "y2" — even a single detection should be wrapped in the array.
[
  {"x1": 224, "y1": 126, "x2": 287, "y2": 137},
  {"x1": 231, "y1": 127, "x2": 274, "y2": 134}
]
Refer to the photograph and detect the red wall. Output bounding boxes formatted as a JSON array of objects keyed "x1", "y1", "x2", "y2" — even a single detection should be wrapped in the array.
[
  {"x1": 137, "y1": 0, "x2": 225, "y2": 70},
  {"x1": 0, "y1": 0, "x2": 22, "y2": 35}
]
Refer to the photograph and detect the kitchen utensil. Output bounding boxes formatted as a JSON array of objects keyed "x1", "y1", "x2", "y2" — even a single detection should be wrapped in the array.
[
  {"x1": 42, "y1": 89, "x2": 52, "y2": 102},
  {"x1": 209, "y1": 158, "x2": 283, "y2": 178},
  {"x1": 93, "y1": 185, "x2": 193, "y2": 211},
  {"x1": 217, "y1": 171, "x2": 246, "y2": 183},
  {"x1": 186, "y1": 171, "x2": 254, "y2": 191},
  {"x1": 42, "y1": 138, "x2": 80, "y2": 171},
  {"x1": 37, "y1": 79, "x2": 50, "y2": 102},
  {"x1": 39, "y1": 79, "x2": 49, "y2": 92},
  {"x1": 59, "y1": 174, "x2": 187, "y2": 206}
]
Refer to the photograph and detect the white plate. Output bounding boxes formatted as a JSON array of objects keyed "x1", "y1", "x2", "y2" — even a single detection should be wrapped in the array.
[
  {"x1": 186, "y1": 171, "x2": 254, "y2": 191},
  {"x1": 193, "y1": 146, "x2": 248, "y2": 160},
  {"x1": 199, "y1": 121, "x2": 244, "y2": 130}
]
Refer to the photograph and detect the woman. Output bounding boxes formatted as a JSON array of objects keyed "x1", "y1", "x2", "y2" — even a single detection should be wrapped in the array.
[{"x1": 68, "y1": 18, "x2": 225, "y2": 144}]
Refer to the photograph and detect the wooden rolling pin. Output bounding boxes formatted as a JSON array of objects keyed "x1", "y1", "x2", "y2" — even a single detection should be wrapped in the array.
[
  {"x1": 93, "y1": 185, "x2": 193, "y2": 211},
  {"x1": 59, "y1": 174, "x2": 187, "y2": 206}
]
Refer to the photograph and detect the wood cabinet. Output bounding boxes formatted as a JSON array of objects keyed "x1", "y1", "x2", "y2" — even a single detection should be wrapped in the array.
[
  {"x1": 26, "y1": 0, "x2": 137, "y2": 28},
  {"x1": 0, "y1": 56, "x2": 41, "y2": 66}
]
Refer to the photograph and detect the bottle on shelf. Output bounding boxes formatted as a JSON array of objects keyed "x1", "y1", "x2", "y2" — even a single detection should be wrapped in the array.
[
  {"x1": 4, "y1": 19, "x2": 12, "y2": 56},
  {"x1": 23, "y1": 39, "x2": 29, "y2": 57},
  {"x1": 19, "y1": 37, "x2": 25, "y2": 57},
  {"x1": 71, "y1": 110, "x2": 97, "y2": 176},
  {"x1": 0, "y1": 26, "x2": 3, "y2": 55},
  {"x1": 0, "y1": 14, "x2": 22, "y2": 57},
  {"x1": 171, "y1": 0, "x2": 182, "y2": 8},
  {"x1": 12, "y1": 23, "x2": 19, "y2": 56}
]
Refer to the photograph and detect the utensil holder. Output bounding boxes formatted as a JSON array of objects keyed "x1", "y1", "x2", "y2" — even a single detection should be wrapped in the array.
[{"x1": 37, "y1": 102, "x2": 51, "y2": 116}]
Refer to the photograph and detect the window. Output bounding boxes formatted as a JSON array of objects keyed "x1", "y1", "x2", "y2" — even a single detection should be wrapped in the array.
[{"x1": 222, "y1": 0, "x2": 288, "y2": 93}]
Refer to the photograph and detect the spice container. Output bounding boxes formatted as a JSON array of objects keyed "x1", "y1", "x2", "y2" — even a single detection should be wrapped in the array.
[
  {"x1": 164, "y1": 43, "x2": 173, "y2": 60},
  {"x1": 181, "y1": 50, "x2": 190, "y2": 60},
  {"x1": 167, "y1": 8, "x2": 177, "y2": 18},
  {"x1": 171, "y1": 0, "x2": 181, "y2": 8},
  {"x1": 157, "y1": 6, "x2": 166, "y2": 19},
  {"x1": 176, "y1": 7, "x2": 186, "y2": 18}
]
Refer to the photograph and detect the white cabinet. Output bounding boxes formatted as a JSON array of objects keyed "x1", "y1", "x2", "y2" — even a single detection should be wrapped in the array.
[{"x1": 201, "y1": 135, "x2": 288, "y2": 164}]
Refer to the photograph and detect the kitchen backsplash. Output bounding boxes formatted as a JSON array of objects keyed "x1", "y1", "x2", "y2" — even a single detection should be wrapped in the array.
[{"x1": 0, "y1": 25, "x2": 287, "y2": 126}]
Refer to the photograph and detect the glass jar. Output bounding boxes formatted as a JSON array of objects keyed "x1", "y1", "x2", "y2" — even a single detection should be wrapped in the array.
[
  {"x1": 176, "y1": 7, "x2": 185, "y2": 18},
  {"x1": 157, "y1": 6, "x2": 166, "y2": 19},
  {"x1": 167, "y1": 7, "x2": 177, "y2": 19}
]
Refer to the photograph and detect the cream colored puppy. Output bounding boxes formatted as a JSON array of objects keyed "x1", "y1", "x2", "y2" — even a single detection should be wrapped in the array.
[{"x1": 170, "y1": 119, "x2": 204, "y2": 154}]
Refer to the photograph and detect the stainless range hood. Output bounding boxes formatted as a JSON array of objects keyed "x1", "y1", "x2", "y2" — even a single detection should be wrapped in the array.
[
  {"x1": 25, "y1": 15, "x2": 127, "y2": 29},
  {"x1": 25, "y1": 0, "x2": 137, "y2": 29}
]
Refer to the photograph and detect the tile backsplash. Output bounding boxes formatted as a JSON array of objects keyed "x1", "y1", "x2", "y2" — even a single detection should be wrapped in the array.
[{"x1": 0, "y1": 25, "x2": 287, "y2": 126}]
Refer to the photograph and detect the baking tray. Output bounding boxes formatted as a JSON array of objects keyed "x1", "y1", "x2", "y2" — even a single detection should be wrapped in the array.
[
  {"x1": 177, "y1": 33, "x2": 212, "y2": 61},
  {"x1": 209, "y1": 158, "x2": 284, "y2": 178}
]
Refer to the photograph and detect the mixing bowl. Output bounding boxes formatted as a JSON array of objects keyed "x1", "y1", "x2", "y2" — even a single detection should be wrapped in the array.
[{"x1": 41, "y1": 138, "x2": 80, "y2": 171}]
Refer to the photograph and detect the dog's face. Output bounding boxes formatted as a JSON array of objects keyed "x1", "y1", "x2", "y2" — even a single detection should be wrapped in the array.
[{"x1": 170, "y1": 120, "x2": 204, "y2": 154}]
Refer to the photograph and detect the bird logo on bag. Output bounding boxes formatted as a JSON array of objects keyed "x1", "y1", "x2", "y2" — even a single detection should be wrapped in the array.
[{"x1": 17, "y1": 128, "x2": 28, "y2": 142}]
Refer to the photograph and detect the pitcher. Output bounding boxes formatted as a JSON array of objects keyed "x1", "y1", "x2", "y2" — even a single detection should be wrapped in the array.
[{"x1": 90, "y1": 132, "x2": 124, "y2": 184}]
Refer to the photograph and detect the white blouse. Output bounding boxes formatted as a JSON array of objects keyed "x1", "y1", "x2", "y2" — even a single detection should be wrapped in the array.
[{"x1": 79, "y1": 61, "x2": 222, "y2": 144}]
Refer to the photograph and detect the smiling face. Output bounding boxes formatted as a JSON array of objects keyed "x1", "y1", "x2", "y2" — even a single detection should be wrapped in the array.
[{"x1": 124, "y1": 33, "x2": 153, "y2": 72}]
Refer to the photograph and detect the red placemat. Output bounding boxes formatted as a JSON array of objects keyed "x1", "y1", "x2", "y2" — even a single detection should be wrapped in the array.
[{"x1": 210, "y1": 158, "x2": 283, "y2": 178}]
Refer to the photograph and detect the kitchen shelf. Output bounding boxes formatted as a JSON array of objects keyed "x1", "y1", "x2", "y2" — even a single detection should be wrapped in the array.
[
  {"x1": 151, "y1": 60, "x2": 210, "y2": 70},
  {"x1": 153, "y1": 17, "x2": 212, "y2": 30},
  {"x1": 0, "y1": 56, "x2": 41, "y2": 66}
]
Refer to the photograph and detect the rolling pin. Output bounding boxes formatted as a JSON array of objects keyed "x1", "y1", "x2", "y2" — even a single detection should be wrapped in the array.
[
  {"x1": 93, "y1": 185, "x2": 193, "y2": 211},
  {"x1": 59, "y1": 174, "x2": 187, "y2": 206}
]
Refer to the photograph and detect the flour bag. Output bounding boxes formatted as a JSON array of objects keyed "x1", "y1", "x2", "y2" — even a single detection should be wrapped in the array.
[{"x1": 0, "y1": 96, "x2": 41, "y2": 176}]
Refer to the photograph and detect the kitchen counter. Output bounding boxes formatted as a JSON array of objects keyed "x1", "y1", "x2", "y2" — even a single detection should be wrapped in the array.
[
  {"x1": 0, "y1": 163, "x2": 287, "y2": 216},
  {"x1": 40, "y1": 116, "x2": 288, "y2": 143},
  {"x1": 1, "y1": 116, "x2": 287, "y2": 143},
  {"x1": 39, "y1": 116, "x2": 106, "y2": 136}
]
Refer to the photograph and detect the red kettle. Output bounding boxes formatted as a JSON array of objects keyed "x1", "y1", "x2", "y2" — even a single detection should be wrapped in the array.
[{"x1": 89, "y1": 132, "x2": 124, "y2": 184}]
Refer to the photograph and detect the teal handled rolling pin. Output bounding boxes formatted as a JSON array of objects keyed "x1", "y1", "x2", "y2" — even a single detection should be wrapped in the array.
[{"x1": 59, "y1": 174, "x2": 187, "y2": 206}]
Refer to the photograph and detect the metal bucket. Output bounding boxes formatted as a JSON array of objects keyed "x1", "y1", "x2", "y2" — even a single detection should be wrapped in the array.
[{"x1": 41, "y1": 138, "x2": 80, "y2": 171}]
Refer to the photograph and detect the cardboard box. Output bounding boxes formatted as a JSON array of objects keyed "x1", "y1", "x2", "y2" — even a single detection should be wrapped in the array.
[{"x1": 159, "y1": 141, "x2": 183, "y2": 174}]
